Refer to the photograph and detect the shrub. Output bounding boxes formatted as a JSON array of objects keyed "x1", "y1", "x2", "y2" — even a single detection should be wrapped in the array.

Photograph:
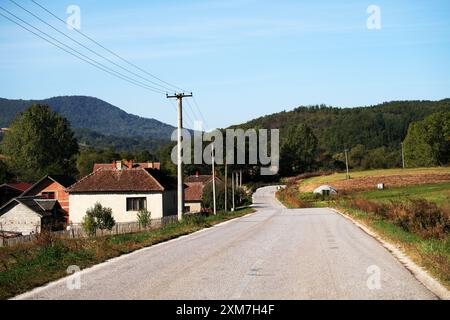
[
  {"x1": 389, "y1": 199, "x2": 450, "y2": 239},
  {"x1": 82, "y1": 202, "x2": 116, "y2": 236},
  {"x1": 347, "y1": 198, "x2": 388, "y2": 217},
  {"x1": 347, "y1": 198, "x2": 449, "y2": 239},
  {"x1": 137, "y1": 209, "x2": 151, "y2": 228}
]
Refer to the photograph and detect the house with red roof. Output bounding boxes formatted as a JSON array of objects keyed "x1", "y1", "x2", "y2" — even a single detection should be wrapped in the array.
[
  {"x1": 184, "y1": 173, "x2": 222, "y2": 213},
  {"x1": 67, "y1": 168, "x2": 177, "y2": 224},
  {"x1": 20, "y1": 175, "x2": 76, "y2": 215},
  {"x1": 92, "y1": 160, "x2": 161, "y2": 172}
]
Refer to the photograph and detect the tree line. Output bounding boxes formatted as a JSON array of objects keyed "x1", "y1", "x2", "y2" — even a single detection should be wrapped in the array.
[{"x1": 0, "y1": 103, "x2": 448, "y2": 185}]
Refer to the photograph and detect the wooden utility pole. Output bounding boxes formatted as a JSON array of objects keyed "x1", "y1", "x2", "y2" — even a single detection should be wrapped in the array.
[
  {"x1": 344, "y1": 149, "x2": 350, "y2": 180},
  {"x1": 166, "y1": 92, "x2": 193, "y2": 221},
  {"x1": 401, "y1": 142, "x2": 405, "y2": 169},
  {"x1": 212, "y1": 144, "x2": 217, "y2": 215},
  {"x1": 224, "y1": 160, "x2": 228, "y2": 213}
]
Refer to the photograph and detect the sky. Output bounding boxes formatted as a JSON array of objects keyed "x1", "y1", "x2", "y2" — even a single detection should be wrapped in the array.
[{"x1": 1, "y1": 0, "x2": 450, "y2": 130}]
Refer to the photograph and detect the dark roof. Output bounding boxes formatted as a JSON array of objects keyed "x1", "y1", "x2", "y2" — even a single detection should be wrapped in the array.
[
  {"x1": 0, "y1": 182, "x2": 32, "y2": 192},
  {"x1": 47, "y1": 175, "x2": 77, "y2": 188},
  {"x1": 67, "y1": 168, "x2": 176, "y2": 193},
  {"x1": 0, "y1": 197, "x2": 61, "y2": 217}
]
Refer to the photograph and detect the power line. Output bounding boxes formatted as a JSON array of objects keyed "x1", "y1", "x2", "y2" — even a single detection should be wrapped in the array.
[
  {"x1": 9, "y1": 0, "x2": 174, "y2": 93},
  {"x1": 192, "y1": 96, "x2": 210, "y2": 129},
  {"x1": 31, "y1": 0, "x2": 187, "y2": 93},
  {"x1": 0, "y1": 6, "x2": 166, "y2": 95}
]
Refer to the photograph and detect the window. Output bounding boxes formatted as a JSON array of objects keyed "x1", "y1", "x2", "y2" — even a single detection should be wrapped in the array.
[
  {"x1": 41, "y1": 192, "x2": 55, "y2": 199},
  {"x1": 126, "y1": 197, "x2": 147, "y2": 211}
]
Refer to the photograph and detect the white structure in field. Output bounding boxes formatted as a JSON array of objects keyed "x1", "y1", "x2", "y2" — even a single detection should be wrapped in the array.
[
  {"x1": 67, "y1": 168, "x2": 177, "y2": 224},
  {"x1": 313, "y1": 185, "x2": 337, "y2": 195}
]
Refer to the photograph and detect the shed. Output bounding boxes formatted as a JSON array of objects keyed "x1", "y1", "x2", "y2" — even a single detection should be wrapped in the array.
[{"x1": 313, "y1": 185, "x2": 337, "y2": 195}]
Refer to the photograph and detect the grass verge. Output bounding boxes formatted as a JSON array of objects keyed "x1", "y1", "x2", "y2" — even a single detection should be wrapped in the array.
[{"x1": 0, "y1": 207, "x2": 255, "y2": 300}]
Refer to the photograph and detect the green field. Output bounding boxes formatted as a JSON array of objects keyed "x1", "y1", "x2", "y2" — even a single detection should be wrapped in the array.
[{"x1": 352, "y1": 182, "x2": 450, "y2": 205}]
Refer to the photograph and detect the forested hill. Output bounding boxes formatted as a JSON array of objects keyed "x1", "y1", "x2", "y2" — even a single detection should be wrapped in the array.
[
  {"x1": 233, "y1": 99, "x2": 450, "y2": 152},
  {"x1": 0, "y1": 96, "x2": 175, "y2": 140}
]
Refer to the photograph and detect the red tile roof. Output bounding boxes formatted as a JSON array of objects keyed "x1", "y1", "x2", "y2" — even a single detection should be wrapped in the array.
[
  {"x1": 185, "y1": 183, "x2": 205, "y2": 201},
  {"x1": 93, "y1": 161, "x2": 160, "y2": 172},
  {"x1": 184, "y1": 175, "x2": 222, "y2": 201},
  {"x1": 67, "y1": 168, "x2": 175, "y2": 193},
  {"x1": 185, "y1": 175, "x2": 214, "y2": 184},
  {"x1": 3, "y1": 182, "x2": 32, "y2": 192}
]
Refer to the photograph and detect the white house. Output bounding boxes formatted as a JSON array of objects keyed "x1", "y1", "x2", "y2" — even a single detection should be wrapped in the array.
[
  {"x1": 0, "y1": 197, "x2": 67, "y2": 235},
  {"x1": 67, "y1": 168, "x2": 177, "y2": 224}
]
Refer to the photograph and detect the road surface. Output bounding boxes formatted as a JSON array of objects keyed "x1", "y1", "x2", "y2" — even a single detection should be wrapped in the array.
[{"x1": 16, "y1": 186, "x2": 436, "y2": 300}]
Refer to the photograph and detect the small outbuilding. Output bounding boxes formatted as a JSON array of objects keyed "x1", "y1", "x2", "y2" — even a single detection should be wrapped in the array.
[
  {"x1": 313, "y1": 185, "x2": 337, "y2": 195},
  {"x1": 0, "y1": 197, "x2": 67, "y2": 235},
  {"x1": 184, "y1": 173, "x2": 222, "y2": 213}
]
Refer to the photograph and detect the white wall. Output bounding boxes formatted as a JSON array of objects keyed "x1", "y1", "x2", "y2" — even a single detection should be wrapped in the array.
[
  {"x1": 0, "y1": 203, "x2": 41, "y2": 235},
  {"x1": 69, "y1": 192, "x2": 166, "y2": 224},
  {"x1": 185, "y1": 201, "x2": 202, "y2": 213}
]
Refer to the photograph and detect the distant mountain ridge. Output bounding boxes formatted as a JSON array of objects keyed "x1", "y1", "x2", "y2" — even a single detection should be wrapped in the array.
[{"x1": 0, "y1": 96, "x2": 176, "y2": 141}]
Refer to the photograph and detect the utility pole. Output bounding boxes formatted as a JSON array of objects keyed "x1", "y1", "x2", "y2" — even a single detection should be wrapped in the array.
[
  {"x1": 166, "y1": 92, "x2": 193, "y2": 221},
  {"x1": 224, "y1": 160, "x2": 228, "y2": 213},
  {"x1": 212, "y1": 144, "x2": 217, "y2": 215},
  {"x1": 401, "y1": 142, "x2": 405, "y2": 169},
  {"x1": 231, "y1": 171, "x2": 235, "y2": 211},
  {"x1": 344, "y1": 149, "x2": 350, "y2": 180}
]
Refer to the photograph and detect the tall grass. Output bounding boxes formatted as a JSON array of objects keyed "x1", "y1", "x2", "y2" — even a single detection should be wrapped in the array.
[{"x1": 346, "y1": 198, "x2": 450, "y2": 240}]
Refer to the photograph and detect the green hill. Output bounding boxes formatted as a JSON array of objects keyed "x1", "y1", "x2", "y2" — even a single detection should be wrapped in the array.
[
  {"x1": 0, "y1": 96, "x2": 175, "y2": 141},
  {"x1": 233, "y1": 99, "x2": 450, "y2": 153}
]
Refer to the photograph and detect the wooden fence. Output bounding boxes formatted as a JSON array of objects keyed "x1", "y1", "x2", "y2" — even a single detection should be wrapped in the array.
[{"x1": 0, "y1": 215, "x2": 178, "y2": 248}]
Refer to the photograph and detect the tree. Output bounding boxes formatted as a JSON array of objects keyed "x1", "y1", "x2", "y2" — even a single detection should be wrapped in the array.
[
  {"x1": 0, "y1": 159, "x2": 12, "y2": 184},
  {"x1": 81, "y1": 202, "x2": 115, "y2": 235},
  {"x1": 279, "y1": 124, "x2": 318, "y2": 176},
  {"x1": 3, "y1": 104, "x2": 79, "y2": 182},
  {"x1": 202, "y1": 181, "x2": 248, "y2": 212},
  {"x1": 403, "y1": 112, "x2": 450, "y2": 167},
  {"x1": 349, "y1": 144, "x2": 366, "y2": 168}
]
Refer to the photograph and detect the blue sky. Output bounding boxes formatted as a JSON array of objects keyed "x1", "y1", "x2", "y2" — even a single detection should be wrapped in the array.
[{"x1": 1, "y1": 0, "x2": 449, "y2": 130}]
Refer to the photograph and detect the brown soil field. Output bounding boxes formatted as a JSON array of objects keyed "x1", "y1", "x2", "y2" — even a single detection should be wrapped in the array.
[{"x1": 300, "y1": 173, "x2": 450, "y2": 193}]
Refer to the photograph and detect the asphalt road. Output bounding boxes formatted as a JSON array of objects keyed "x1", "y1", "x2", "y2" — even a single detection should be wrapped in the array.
[{"x1": 16, "y1": 186, "x2": 436, "y2": 300}]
